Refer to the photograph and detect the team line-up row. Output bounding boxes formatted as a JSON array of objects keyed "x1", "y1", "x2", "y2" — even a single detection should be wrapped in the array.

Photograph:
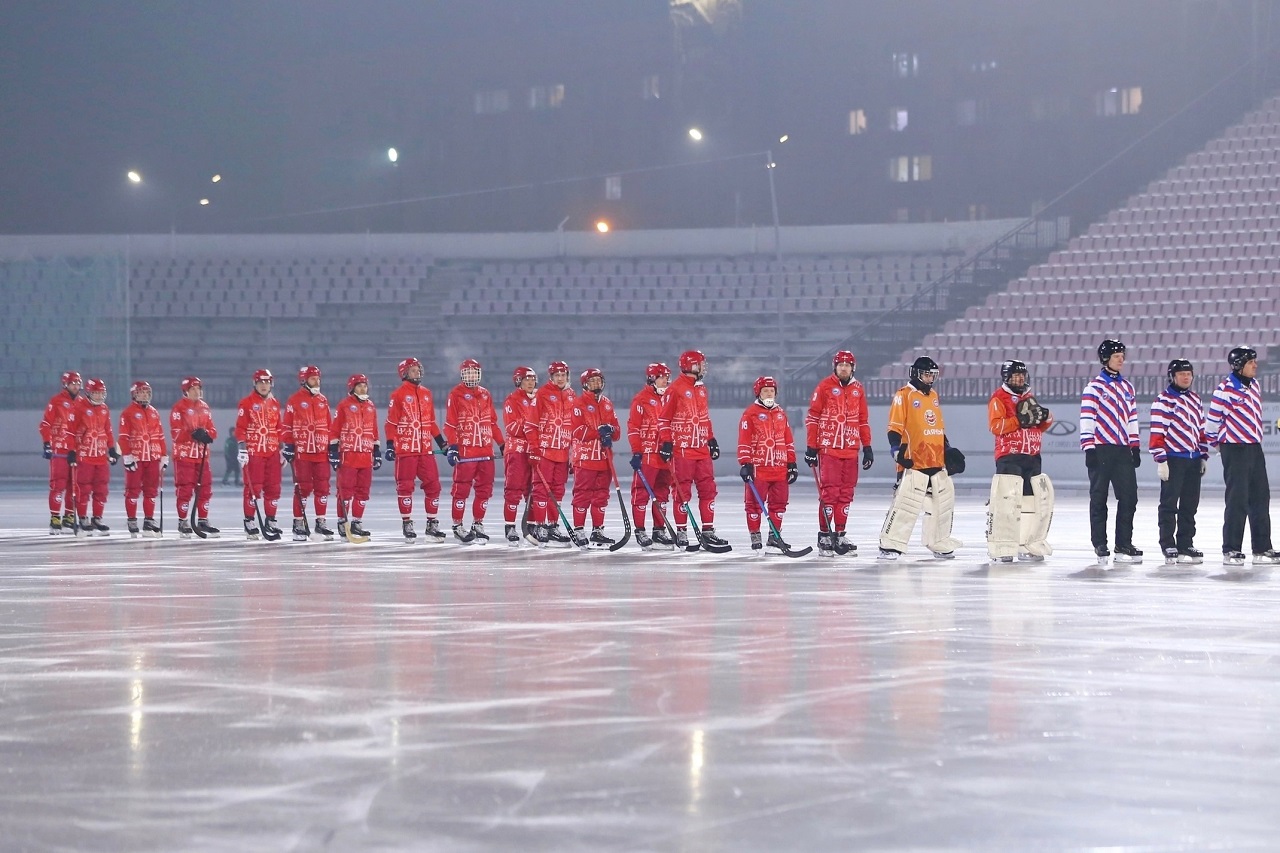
[{"x1": 35, "y1": 342, "x2": 1276, "y2": 566}]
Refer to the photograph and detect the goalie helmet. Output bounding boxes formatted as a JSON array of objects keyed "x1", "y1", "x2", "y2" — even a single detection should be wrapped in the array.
[
  {"x1": 910, "y1": 356, "x2": 939, "y2": 383},
  {"x1": 753, "y1": 375, "x2": 778, "y2": 398},
  {"x1": 678, "y1": 350, "x2": 705, "y2": 373},
  {"x1": 180, "y1": 376, "x2": 202, "y2": 393},
  {"x1": 1228, "y1": 346, "x2": 1257, "y2": 371},
  {"x1": 347, "y1": 373, "x2": 369, "y2": 393},
  {"x1": 460, "y1": 358, "x2": 482, "y2": 388},
  {"x1": 512, "y1": 366, "x2": 537, "y2": 386},
  {"x1": 61, "y1": 370, "x2": 82, "y2": 388},
  {"x1": 1097, "y1": 339, "x2": 1126, "y2": 364},
  {"x1": 832, "y1": 350, "x2": 856, "y2": 371},
  {"x1": 298, "y1": 365, "x2": 321, "y2": 385},
  {"x1": 1167, "y1": 358, "x2": 1194, "y2": 380},
  {"x1": 646, "y1": 362, "x2": 671, "y2": 384},
  {"x1": 252, "y1": 368, "x2": 273, "y2": 385},
  {"x1": 84, "y1": 378, "x2": 107, "y2": 403},
  {"x1": 398, "y1": 357, "x2": 422, "y2": 380},
  {"x1": 1000, "y1": 359, "x2": 1028, "y2": 384},
  {"x1": 130, "y1": 380, "x2": 152, "y2": 402},
  {"x1": 580, "y1": 367, "x2": 604, "y2": 389}
]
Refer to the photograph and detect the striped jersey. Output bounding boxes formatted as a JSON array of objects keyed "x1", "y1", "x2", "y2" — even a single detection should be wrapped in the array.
[
  {"x1": 1206, "y1": 373, "x2": 1264, "y2": 445},
  {"x1": 1148, "y1": 385, "x2": 1207, "y2": 462},
  {"x1": 1079, "y1": 370, "x2": 1138, "y2": 450}
]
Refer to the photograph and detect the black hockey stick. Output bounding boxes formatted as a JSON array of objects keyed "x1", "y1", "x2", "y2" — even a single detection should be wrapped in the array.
[
  {"x1": 746, "y1": 478, "x2": 812, "y2": 557},
  {"x1": 636, "y1": 467, "x2": 680, "y2": 547},
  {"x1": 241, "y1": 456, "x2": 281, "y2": 541},
  {"x1": 603, "y1": 452, "x2": 632, "y2": 552},
  {"x1": 532, "y1": 461, "x2": 589, "y2": 550},
  {"x1": 669, "y1": 465, "x2": 732, "y2": 553},
  {"x1": 811, "y1": 462, "x2": 853, "y2": 555},
  {"x1": 188, "y1": 445, "x2": 209, "y2": 538},
  {"x1": 68, "y1": 457, "x2": 80, "y2": 537}
]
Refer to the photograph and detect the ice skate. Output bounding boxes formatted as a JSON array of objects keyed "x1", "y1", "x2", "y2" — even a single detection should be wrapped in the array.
[
  {"x1": 89, "y1": 517, "x2": 109, "y2": 536},
  {"x1": 674, "y1": 528, "x2": 691, "y2": 550},
  {"x1": 422, "y1": 518, "x2": 446, "y2": 542},
  {"x1": 142, "y1": 518, "x2": 161, "y2": 539},
  {"x1": 1252, "y1": 550, "x2": 1280, "y2": 565},
  {"x1": 548, "y1": 527, "x2": 574, "y2": 548},
  {"x1": 750, "y1": 531, "x2": 764, "y2": 553},
  {"x1": 127, "y1": 518, "x2": 140, "y2": 538},
  {"x1": 1176, "y1": 547, "x2": 1203, "y2": 565},
  {"x1": 635, "y1": 529, "x2": 653, "y2": 551},
  {"x1": 401, "y1": 518, "x2": 417, "y2": 543},
  {"x1": 470, "y1": 522, "x2": 489, "y2": 545},
  {"x1": 1164, "y1": 547, "x2": 1179, "y2": 566},
  {"x1": 348, "y1": 520, "x2": 370, "y2": 543},
  {"x1": 1017, "y1": 549, "x2": 1045, "y2": 563},
  {"x1": 506, "y1": 524, "x2": 521, "y2": 547},
  {"x1": 262, "y1": 517, "x2": 282, "y2": 541},
  {"x1": 1224, "y1": 551, "x2": 1246, "y2": 567},
  {"x1": 337, "y1": 518, "x2": 348, "y2": 541},
  {"x1": 1112, "y1": 544, "x2": 1143, "y2": 564},
  {"x1": 243, "y1": 517, "x2": 261, "y2": 540},
  {"x1": 1094, "y1": 546, "x2": 1111, "y2": 564},
  {"x1": 196, "y1": 520, "x2": 220, "y2": 538},
  {"x1": 178, "y1": 519, "x2": 195, "y2": 539},
  {"x1": 589, "y1": 527, "x2": 615, "y2": 550},
  {"x1": 878, "y1": 548, "x2": 901, "y2": 561},
  {"x1": 929, "y1": 548, "x2": 956, "y2": 560},
  {"x1": 817, "y1": 532, "x2": 835, "y2": 558},
  {"x1": 292, "y1": 518, "x2": 310, "y2": 542},
  {"x1": 61, "y1": 512, "x2": 76, "y2": 534},
  {"x1": 452, "y1": 523, "x2": 475, "y2": 544},
  {"x1": 766, "y1": 532, "x2": 790, "y2": 555},
  {"x1": 651, "y1": 528, "x2": 676, "y2": 551},
  {"x1": 535, "y1": 525, "x2": 551, "y2": 547},
  {"x1": 313, "y1": 518, "x2": 335, "y2": 541},
  {"x1": 49, "y1": 514, "x2": 61, "y2": 535},
  {"x1": 699, "y1": 527, "x2": 729, "y2": 548},
  {"x1": 833, "y1": 532, "x2": 857, "y2": 555}
]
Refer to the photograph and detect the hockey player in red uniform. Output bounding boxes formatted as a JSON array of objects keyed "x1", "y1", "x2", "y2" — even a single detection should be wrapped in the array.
[
  {"x1": 501, "y1": 366, "x2": 539, "y2": 546},
  {"x1": 72, "y1": 378, "x2": 120, "y2": 534},
  {"x1": 235, "y1": 369, "x2": 284, "y2": 540},
  {"x1": 444, "y1": 358, "x2": 505, "y2": 544},
  {"x1": 658, "y1": 350, "x2": 728, "y2": 550},
  {"x1": 526, "y1": 360, "x2": 577, "y2": 547},
  {"x1": 384, "y1": 357, "x2": 448, "y2": 542},
  {"x1": 627, "y1": 362, "x2": 675, "y2": 550},
  {"x1": 169, "y1": 376, "x2": 220, "y2": 538},
  {"x1": 40, "y1": 370, "x2": 81, "y2": 534},
  {"x1": 805, "y1": 350, "x2": 874, "y2": 556},
  {"x1": 739, "y1": 376, "x2": 798, "y2": 554},
  {"x1": 330, "y1": 373, "x2": 381, "y2": 542},
  {"x1": 118, "y1": 380, "x2": 168, "y2": 538},
  {"x1": 570, "y1": 368, "x2": 621, "y2": 548},
  {"x1": 282, "y1": 365, "x2": 334, "y2": 541}
]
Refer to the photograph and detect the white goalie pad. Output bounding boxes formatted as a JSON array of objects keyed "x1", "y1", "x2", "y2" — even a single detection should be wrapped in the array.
[
  {"x1": 922, "y1": 469, "x2": 963, "y2": 554},
  {"x1": 880, "y1": 468, "x2": 929, "y2": 552},
  {"x1": 1021, "y1": 473, "x2": 1055, "y2": 557},
  {"x1": 986, "y1": 474, "x2": 1022, "y2": 559}
]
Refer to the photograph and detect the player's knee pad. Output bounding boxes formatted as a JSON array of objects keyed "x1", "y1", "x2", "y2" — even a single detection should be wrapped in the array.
[
  {"x1": 923, "y1": 470, "x2": 963, "y2": 554},
  {"x1": 1023, "y1": 473, "x2": 1055, "y2": 556},
  {"x1": 880, "y1": 468, "x2": 929, "y2": 551},
  {"x1": 987, "y1": 474, "x2": 1022, "y2": 559}
]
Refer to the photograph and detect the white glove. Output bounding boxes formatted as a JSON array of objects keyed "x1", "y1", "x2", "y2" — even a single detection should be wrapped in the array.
[
  {"x1": 1200, "y1": 459, "x2": 1207, "y2": 476},
  {"x1": 1157, "y1": 461, "x2": 1169, "y2": 482},
  {"x1": 162, "y1": 455, "x2": 170, "y2": 470},
  {"x1": 122, "y1": 454, "x2": 137, "y2": 471},
  {"x1": 237, "y1": 445, "x2": 249, "y2": 467}
]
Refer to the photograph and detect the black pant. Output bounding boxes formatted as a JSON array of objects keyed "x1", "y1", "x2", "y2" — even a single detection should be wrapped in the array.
[
  {"x1": 1220, "y1": 443, "x2": 1272, "y2": 554},
  {"x1": 1087, "y1": 444, "x2": 1138, "y2": 550},
  {"x1": 1157, "y1": 457, "x2": 1201, "y2": 552},
  {"x1": 995, "y1": 452, "x2": 1042, "y2": 495}
]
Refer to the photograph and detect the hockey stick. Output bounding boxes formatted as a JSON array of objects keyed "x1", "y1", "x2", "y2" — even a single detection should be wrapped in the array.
[
  {"x1": 68, "y1": 457, "x2": 80, "y2": 537},
  {"x1": 603, "y1": 452, "x2": 632, "y2": 552},
  {"x1": 669, "y1": 463, "x2": 732, "y2": 553},
  {"x1": 635, "y1": 467, "x2": 680, "y2": 546},
  {"x1": 746, "y1": 477, "x2": 812, "y2": 557},
  {"x1": 532, "y1": 461, "x2": 589, "y2": 550},
  {"x1": 241, "y1": 456, "x2": 282, "y2": 541},
  {"x1": 158, "y1": 481, "x2": 164, "y2": 536},
  {"x1": 188, "y1": 444, "x2": 209, "y2": 538},
  {"x1": 341, "y1": 497, "x2": 370, "y2": 544},
  {"x1": 810, "y1": 461, "x2": 853, "y2": 555}
]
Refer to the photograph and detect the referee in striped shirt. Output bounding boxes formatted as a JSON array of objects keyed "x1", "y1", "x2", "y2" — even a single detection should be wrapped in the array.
[
  {"x1": 1080, "y1": 339, "x2": 1142, "y2": 562},
  {"x1": 1206, "y1": 346, "x2": 1278, "y2": 566}
]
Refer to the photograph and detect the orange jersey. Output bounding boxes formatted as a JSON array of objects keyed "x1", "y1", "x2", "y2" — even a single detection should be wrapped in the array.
[
  {"x1": 169, "y1": 397, "x2": 218, "y2": 461},
  {"x1": 529, "y1": 381, "x2": 576, "y2": 462},
  {"x1": 658, "y1": 374, "x2": 714, "y2": 458},
  {"x1": 385, "y1": 381, "x2": 441, "y2": 455},
  {"x1": 331, "y1": 394, "x2": 380, "y2": 468},
  {"x1": 502, "y1": 388, "x2": 538, "y2": 455},
  {"x1": 805, "y1": 375, "x2": 872, "y2": 458},
  {"x1": 40, "y1": 390, "x2": 80, "y2": 453},
  {"x1": 282, "y1": 388, "x2": 333, "y2": 460},
  {"x1": 118, "y1": 401, "x2": 167, "y2": 462},
  {"x1": 988, "y1": 385, "x2": 1052, "y2": 458},
  {"x1": 571, "y1": 392, "x2": 620, "y2": 471},
  {"x1": 73, "y1": 398, "x2": 116, "y2": 462},
  {"x1": 627, "y1": 385, "x2": 668, "y2": 468},
  {"x1": 444, "y1": 383, "x2": 503, "y2": 459},
  {"x1": 234, "y1": 392, "x2": 282, "y2": 456},
  {"x1": 737, "y1": 401, "x2": 796, "y2": 480},
  {"x1": 886, "y1": 383, "x2": 947, "y2": 470}
]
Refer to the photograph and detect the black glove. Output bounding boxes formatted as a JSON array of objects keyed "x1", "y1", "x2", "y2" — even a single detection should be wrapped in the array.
[
  {"x1": 372, "y1": 444, "x2": 382, "y2": 470},
  {"x1": 108, "y1": 447, "x2": 120, "y2": 465},
  {"x1": 446, "y1": 445, "x2": 460, "y2": 467},
  {"x1": 894, "y1": 445, "x2": 912, "y2": 469},
  {"x1": 629, "y1": 453, "x2": 643, "y2": 471},
  {"x1": 804, "y1": 446, "x2": 819, "y2": 468},
  {"x1": 739, "y1": 463, "x2": 754, "y2": 482},
  {"x1": 944, "y1": 446, "x2": 966, "y2": 476},
  {"x1": 384, "y1": 441, "x2": 396, "y2": 462},
  {"x1": 1085, "y1": 448, "x2": 1098, "y2": 470},
  {"x1": 1016, "y1": 406, "x2": 1037, "y2": 429},
  {"x1": 191, "y1": 427, "x2": 213, "y2": 445},
  {"x1": 495, "y1": 443, "x2": 504, "y2": 459},
  {"x1": 42, "y1": 442, "x2": 53, "y2": 460},
  {"x1": 658, "y1": 441, "x2": 673, "y2": 463},
  {"x1": 861, "y1": 446, "x2": 874, "y2": 470},
  {"x1": 67, "y1": 449, "x2": 78, "y2": 465},
  {"x1": 787, "y1": 462, "x2": 798, "y2": 484},
  {"x1": 434, "y1": 434, "x2": 448, "y2": 452},
  {"x1": 597, "y1": 424, "x2": 613, "y2": 448},
  {"x1": 328, "y1": 444, "x2": 341, "y2": 471},
  {"x1": 282, "y1": 443, "x2": 295, "y2": 463},
  {"x1": 707, "y1": 437, "x2": 720, "y2": 460},
  {"x1": 1131, "y1": 447, "x2": 1142, "y2": 468}
]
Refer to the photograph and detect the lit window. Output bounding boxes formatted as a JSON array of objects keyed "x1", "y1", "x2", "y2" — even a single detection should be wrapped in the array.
[
  {"x1": 474, "y1": 89, "x2": 510, "y2": 115},
  {"x1": 605, "y1": 176, "x2": 621, "y2": 200},
  {"x1": 641, "y1": 74, "x2": 661, "y2": 100},
  {"x1": 888, "y1": 155, "x2": 932, "y2": 182},
  {"x1": 549, "y1": 84, "x2": 565, "y2": 108},
  {"x1": 892, "y1": 52, "x2": 920, "y2": 78},
  {"x1": 1095, "y1": 86, "x2": 1142, "y2": 116},
  {"x1": 890, "y1": 108, "x2": 909, "y2": 132},
  {"x1": 528, "y1": 84, "x2": 565, "y2": 110},
  {"x1": 849, "y1": 109, "x2": 867, "y2": 135}
]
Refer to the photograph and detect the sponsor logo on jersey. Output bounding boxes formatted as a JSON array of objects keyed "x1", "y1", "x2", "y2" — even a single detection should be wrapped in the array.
[
  {"x1": 924, "y1": 410, "x2": 938, "y2": 427},
  {"x1": 464, "y1": 394, "x2": 472, "y2": 400},
  {"x1": 587, "y1": 405, "x2": 595, "y2": 413},
  {"x1": 134, "y1": 413, "x2": 141, "y2": 419},
  {"x1": 349, "y1": 404, "x2": 358, "y2": 411},
  {"x1": 758, "y1": 413, "x2": 767, "y2": 421},
  {"x1": 300, "y1": 402, "x2": 308, "y2": 409},
  {"x1": 912, "y1": 400, "x2": 921, "y2": 408},
  {"x1": 832, "y1": 388, "x2": 841, "y2": 396}
]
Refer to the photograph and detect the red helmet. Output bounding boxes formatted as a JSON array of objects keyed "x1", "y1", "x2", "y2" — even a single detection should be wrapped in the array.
[
  {"x1": 513, "y1": 366, "x2": 537, "y2": 386},
  {"x1": 646, "y1": 362, "x2": 671, "y2": 384},
  {"x1": 130, "y1": 380, "x2": 152, "y2": 400},
  {"x1": 460, "y1": 358, "x2": 482, "y2": 387},
  {"x1": 253, "y1": 368, "x2": 273, "y2": 384},
  {"x1": 84, "y1": 378, "x2": 107, "y2": 399},
  {"x1": 398, "y1": 357, "x2": 422, "y2": 379},
  {"x1": 547, "y1": 360, "x2": 570, "y2": 377},
  {"x1": 678, "y1": 350, "x2": 705, "y2": 373},
  {"x1": 753, "y1": 375, "x2": 778, "y2": 397},
  {"x1": 298, "y1": 365, "x2": 321, "y2": 384},
  {"x1": 580, "y1": 367, "x2": 604, "y2": 388},
  {"x1": 833, "y1": 350, "x2": 856, "y2": 370},
  {"x1": 181, "y1": 376, "x2": 203, "y2": 393},
  {"x1": 347, "y1": 373, "x2": 369, "y2": 393},
  {"x1": 61, "y1": 370, "x2": 82, "y2": 387}
]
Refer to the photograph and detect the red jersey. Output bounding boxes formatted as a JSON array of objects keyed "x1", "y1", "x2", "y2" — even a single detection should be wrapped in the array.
[
  {"x1": 988, "y1": 385, "x2": 1052, "y2": 458},
  {"x1": 118, "y1": 401, "x2": 167, "y2": 462},
  {"x1": 627, "y1": 386, "x2": 668, "y2": 468},
  {"x1": 571, "y1": 391, "x2": 620, "y2": 471},
  {"x1": 282, "y1": 388, "x2": 333, "y2": 462},
  {"x1": 385, "y1": 380, "x2": 441, "y2": 456},
  {"x1": 73, "y1": 398, "x2": 116, "y2": 463},
  {"x1": 235, "y1": 392, "x2": 282, "y2": 456},
  {"x1": 805, "y1": 375, "x2": 872, "y2": 458},
  {"x1": 658, "y1": 374, "x2": 714, "y2": 459},
  {"x1": 502, "y1": 388, "x2": 538, "y2": 455},
  {"x1": 331, "y1": 394, "x2": 380, "y2": 468},
  {"x1": 528, "y1": 381, "x2": 576, "y2": 463},
  {"x1": 444, "y1": 383, "x2": 503, "y2": 459},
  {"x1": 40, "y1": 390, "x2": 80, "y2": 453},
  {"x1": 169, "y1": 397, "x2": 218, "y2": 461},
  {"x1": 737, "y1": 401, "x2": 796, "y2": 481}
]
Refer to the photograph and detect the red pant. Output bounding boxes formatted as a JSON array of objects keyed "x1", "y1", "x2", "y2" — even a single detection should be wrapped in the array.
[
  {"x1": 744, "y1": 478, "x2": 789, "y2": 533},
  {"x1": 174, "y1": 457, "x2": 213, "y2": 520},
  {"x1": 572, "y1": 467, "x2": 609, "y2": 528},
  {"x1": 395, "y1": 454, "x2": 441, "y2": 517},
  {"x1": 124, "y1": 460, "x2": 163, "y2": 520},
  {"x1": 75, "y1": 462, "x2": 110, "y2": 518},
  {"x1": 630, "y1": 462, "x2": 672, "y2": 529},
  {"x1": 242, "y1": 454, "x2": 283, "y2": 519},
  {"x1": 816, "y1": 454, "x2": 860, "y2": 532},
  {"x1": 337, "y1": 466, "x2": 372, "y2": 519},
  {"x1": 531, "y1": 458, "x2": 569, "y2": 525},
  {"x1": 503, "y1": 452, "x2": 533, "y2": 523},
  {"x1": 671, "y1": 455, "x2": 717, "y2": 526},
  {"x1": 48, "y1": 457, "x2": 73, "y2": 514},
  {"x1": 291, "y1": 458, "x2": 331, "y2": 518},
  {"x1": 451, "y1": 458, "x2": 496, "y2": 523}
]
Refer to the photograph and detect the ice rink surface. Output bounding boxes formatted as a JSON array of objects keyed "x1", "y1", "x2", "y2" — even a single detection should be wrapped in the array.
[{"x1": 3, "y1": 480, "x2": 1280, "y2": 852}]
